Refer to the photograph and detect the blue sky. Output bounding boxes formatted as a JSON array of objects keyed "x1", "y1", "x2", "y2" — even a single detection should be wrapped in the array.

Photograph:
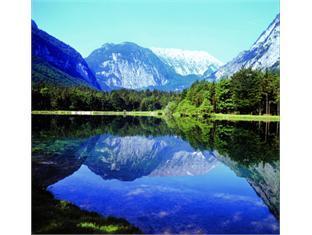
[{"x1": 32, "y1": 0, "x2": 279, "y2": 62}]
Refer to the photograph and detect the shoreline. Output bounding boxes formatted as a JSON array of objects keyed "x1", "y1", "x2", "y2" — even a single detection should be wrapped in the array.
[
  {"x1": 209, "y1": 113, "x2": 280, "y2": 122},
  {"x1": 31, "y1": 110, "x2": 163, "y2": 117},
  {"x1": 32, "y1": 187, "x2": 141, "y2": 234},
  {"x1": 32, "y1": 110, "x2": 280, "y2": 122}
]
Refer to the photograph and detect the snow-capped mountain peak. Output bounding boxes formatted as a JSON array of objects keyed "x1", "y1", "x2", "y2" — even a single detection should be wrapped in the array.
[
  {"x1": 85, "y1": 42, "x2": 176, "y2": 90},
  {"x1": 151, "y1": 47, "x2": 223, "y2": 76}
]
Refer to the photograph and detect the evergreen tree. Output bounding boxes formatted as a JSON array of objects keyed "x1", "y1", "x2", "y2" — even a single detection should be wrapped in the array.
[
  {"x1": 215, "y1": 78, "x2": 235, "y2": 113},
  {"x1": 199, "y1": 98, "x2": 213, "y2": 116},
  {"x1": 230, "y1": 68, "x2": 262, "y2": 114}
]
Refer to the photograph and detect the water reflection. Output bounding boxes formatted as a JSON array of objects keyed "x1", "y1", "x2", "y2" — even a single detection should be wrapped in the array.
[
  {"x1": 32, "y1": 115, "x2": 280, "y2": 234},
  {"x1": 77, "y1": 134, "x2": 218, "y2": 181}
]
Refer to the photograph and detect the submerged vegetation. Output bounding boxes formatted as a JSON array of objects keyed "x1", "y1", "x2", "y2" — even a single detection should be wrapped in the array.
[
  {"x1": 32, "y1": 117, "x2": 148, "y2": 234},
  {"x1": 32, "y1": 187, "x2": 141, "y2": 234}
]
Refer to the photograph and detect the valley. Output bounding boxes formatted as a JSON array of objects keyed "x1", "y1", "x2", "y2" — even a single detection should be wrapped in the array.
[
  {"x1": 32, "y1": 14, "x2": 280, "y2": 120},
  {"x1": 31, "y1": 6, "x2": 280, "y2": 234}
]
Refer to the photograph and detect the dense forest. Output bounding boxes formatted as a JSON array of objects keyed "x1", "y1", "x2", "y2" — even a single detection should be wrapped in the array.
[
  {"x1": 32, "y1": 84, "x2": 180, "y2": 111},
  {"x1": 166, "y1": 68, "x2": 280, "y2": 116},
  {"x1": 32, "y1": 68, "x2": 279, "y2": 115}
]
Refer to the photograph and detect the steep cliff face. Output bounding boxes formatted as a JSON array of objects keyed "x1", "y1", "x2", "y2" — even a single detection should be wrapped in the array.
[
  {"x1": 85, "y1": 42, "x2": 174, "y2": 90},
  {"x1": 206, "y1": 14, "x2": 280, "y2": 80},
  {"x1": 31, "y1": 20, "x2": 103, "y2": 90}
]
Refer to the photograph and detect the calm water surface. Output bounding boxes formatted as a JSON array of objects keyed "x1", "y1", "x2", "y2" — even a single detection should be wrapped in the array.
[{"x1": 32, "y1": 115, "x2": 280, "y2": 234}]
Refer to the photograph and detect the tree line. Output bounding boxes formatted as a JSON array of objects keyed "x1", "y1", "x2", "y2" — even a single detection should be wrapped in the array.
[
  {"x1": 165, "y1": 68, "x2": 280, "y2": 117},
  {"x1": 32, "y1": 83, "x2": 180, "y2": 111},
  {"x1": 32, "y1": 68, "x2": 279, "y2": 115}
]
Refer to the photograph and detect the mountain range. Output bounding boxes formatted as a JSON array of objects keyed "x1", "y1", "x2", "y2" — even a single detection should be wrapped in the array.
[
  {"x1": 85, "y1": 42, "x2": 206, "y2": 91},
  {"x1": 79, "y1": 134, "x2": 218, "y2": 181},
  {"x1": 31, "y1": 13, "x2": 279, "y2": 91}
]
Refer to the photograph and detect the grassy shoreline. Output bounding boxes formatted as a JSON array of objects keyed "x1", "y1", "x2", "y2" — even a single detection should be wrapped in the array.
[
  {"x1": 210, "y1": 113, "x2": 280, "y2": 122},
  {"x1": 32, "y1": 110, "x2": 280, "y2": 122}
]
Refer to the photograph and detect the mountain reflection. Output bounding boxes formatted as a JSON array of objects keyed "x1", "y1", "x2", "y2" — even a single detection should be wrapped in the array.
[
  {"x1": 32, "y1": 115, "x2": 279, "y2": 233},
  {"x1": 77, "y1": 134, "x2": 219, "y2": 181}
]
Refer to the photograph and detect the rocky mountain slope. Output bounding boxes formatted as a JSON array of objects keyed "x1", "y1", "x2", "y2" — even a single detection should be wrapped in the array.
[
  {"x1": 85, "y1": 42, "x2": 202, "y2": 91},
  {"x1": 31, "y1": 20, "x2": 103, "y2": 90},
  {"x1": 206, "y1": 14, "x2": 280, "y2": 80}
]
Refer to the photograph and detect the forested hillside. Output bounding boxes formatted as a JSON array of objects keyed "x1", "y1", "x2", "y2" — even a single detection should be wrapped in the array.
[
  {"x1": 166, "y1": 68, "x2": 279, "y2": 117},
  {"x1": 32, "y1": 68, "x2": 279, "y2": 116}
]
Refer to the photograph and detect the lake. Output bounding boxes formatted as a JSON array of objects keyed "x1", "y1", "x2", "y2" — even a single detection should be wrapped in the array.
[{"x1": 32, "y1": 115, "x2": 280, "y2": 234}]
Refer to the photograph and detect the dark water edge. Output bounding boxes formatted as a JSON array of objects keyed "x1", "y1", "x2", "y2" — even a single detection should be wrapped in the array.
[
  {"x1": 31, "y1": 115, "x2": 145, "y2": 234},
  {"x1": 32, "y1": 187, "x2": 141, "y2": 234},
  {"x1": 32, "y1": 115, "x2": 279, "y2": 234}
]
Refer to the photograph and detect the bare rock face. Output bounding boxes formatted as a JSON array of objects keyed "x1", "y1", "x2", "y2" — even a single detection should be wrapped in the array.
[
  {"x1": 205, "y1": 14, "x2": 280, "y2": 80},
  {"x1": 85, "y1": 42, "x2": 173, "y2": 90},
  {"x1": 85, "y1": 42, "x2": 203, "y2": 91}
]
